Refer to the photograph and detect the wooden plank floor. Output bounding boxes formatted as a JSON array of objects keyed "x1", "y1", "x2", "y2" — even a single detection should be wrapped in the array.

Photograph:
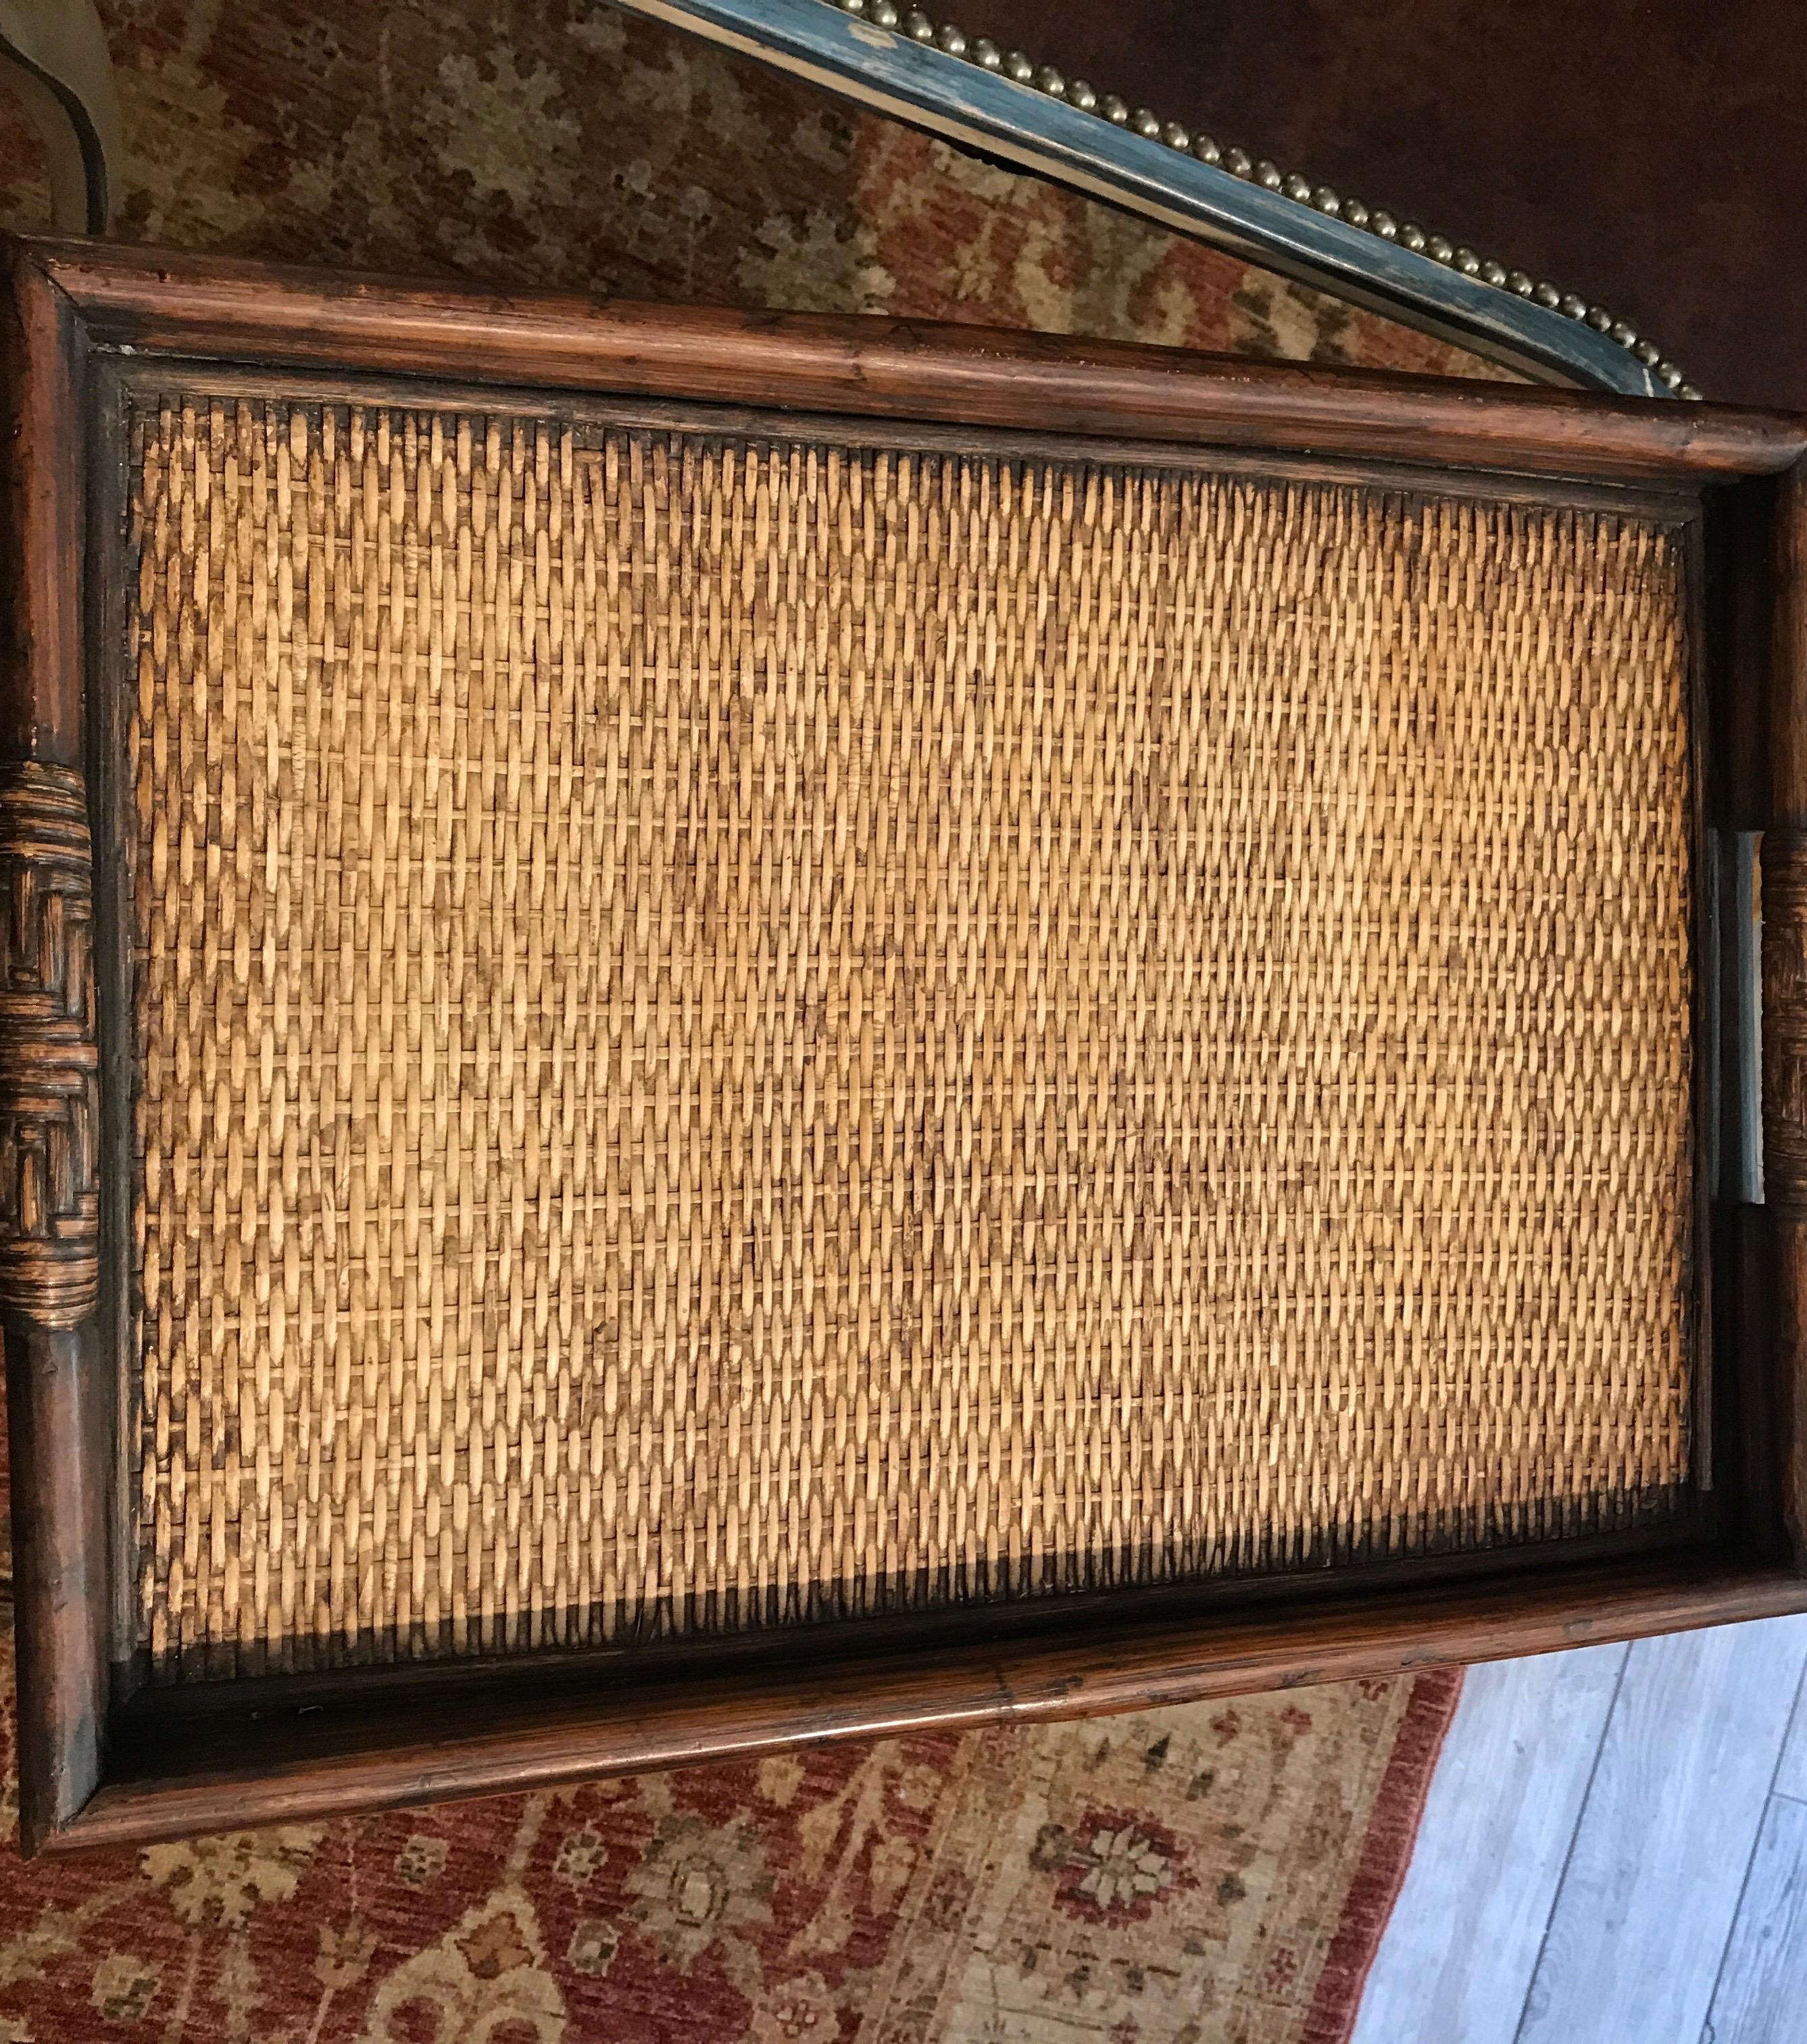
[{"x1": 1354, "y1": 1615, "x2": 1807, "y2": 2044}]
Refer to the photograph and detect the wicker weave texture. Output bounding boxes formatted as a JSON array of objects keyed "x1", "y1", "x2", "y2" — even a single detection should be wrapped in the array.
[{"x1": 125, "y1": 392, "x2": 1695, "y2": 1675}]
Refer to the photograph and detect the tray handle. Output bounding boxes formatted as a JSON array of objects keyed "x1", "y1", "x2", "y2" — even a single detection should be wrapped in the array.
[{"x1": 0, "y1": 762, "x2": 99, "y2": 1328}]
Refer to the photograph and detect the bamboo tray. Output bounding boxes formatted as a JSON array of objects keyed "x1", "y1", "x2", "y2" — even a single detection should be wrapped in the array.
[{"x1": 4, "y1": 235, "x2": 1806, "y2": 1853}]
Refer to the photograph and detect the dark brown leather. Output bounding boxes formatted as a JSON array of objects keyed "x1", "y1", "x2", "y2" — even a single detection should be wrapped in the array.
[{"x1": 962, "y1": 0, "x2": 1804, "y2": 408}]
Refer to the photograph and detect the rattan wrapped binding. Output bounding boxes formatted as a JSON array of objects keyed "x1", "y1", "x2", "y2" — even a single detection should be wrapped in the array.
[{"x1": 123, "y1": 390, "x2": 1697, "y2": 1677}]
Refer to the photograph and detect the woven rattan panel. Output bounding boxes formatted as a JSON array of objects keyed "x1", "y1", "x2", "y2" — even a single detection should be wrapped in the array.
[{"x1": 122, "y1": 389, "x2": 1696, "y2": 1677}]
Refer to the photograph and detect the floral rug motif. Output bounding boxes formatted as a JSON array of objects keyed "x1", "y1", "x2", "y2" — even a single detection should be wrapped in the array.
[
  {"x1": 0, "y1": 1610, "x2": 1457, "y2": 2043},
  {"x1": 0, "y1": 3, "x2": 1484, "y2": 2037}
]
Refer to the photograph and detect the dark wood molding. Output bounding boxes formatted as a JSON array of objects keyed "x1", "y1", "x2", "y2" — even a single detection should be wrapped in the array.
[
  {"x1": 0, "y1": 241, "x2": 108, "y2": 1855},
  {"x1": 20, "y1": 237, "x2": 1807, "y2": 485},
  {"x1": 60, "y1": 1554, "x2": 1807, "y2": 1852},
  {"x1": 0, "y1": 243, "x2": 84, "y2": 763}
]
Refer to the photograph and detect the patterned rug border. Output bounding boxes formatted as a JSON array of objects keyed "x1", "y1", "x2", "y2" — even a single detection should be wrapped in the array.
[{"x1": 1304, "y1": 1666, "x2": 1464, "y2": 2043}]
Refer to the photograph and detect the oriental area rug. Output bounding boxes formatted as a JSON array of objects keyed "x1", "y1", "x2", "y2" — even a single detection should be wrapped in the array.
[{"x1": 0, "y1": 2, "x2": 1487, "y2": 2037}]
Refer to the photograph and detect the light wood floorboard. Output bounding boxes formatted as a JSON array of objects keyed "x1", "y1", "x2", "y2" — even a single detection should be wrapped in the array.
[
  {"x1": 1350, "y1": 1643, "x2": 1627, "y2": 2044},
  {"x1": 1701, "y1": 1792, "x2": 1807, "y2": 2044},
  {"x1": 1773, "y1": 1657, "x2": 1807, "y2": 1807},
  {"x1": 1356, "y1": 1616, "x2": 1807, "y2": 2044}
]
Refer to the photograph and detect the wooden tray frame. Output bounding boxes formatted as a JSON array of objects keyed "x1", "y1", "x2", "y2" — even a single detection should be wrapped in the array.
[{"x1": 4, "y1": 233, "x2": 1807, "y2": 1856}]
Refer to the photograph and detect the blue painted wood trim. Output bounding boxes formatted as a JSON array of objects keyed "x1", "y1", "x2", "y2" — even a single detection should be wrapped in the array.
[{"x1": 610, "y1": 0, "x2": 1669, "y2": 399}]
